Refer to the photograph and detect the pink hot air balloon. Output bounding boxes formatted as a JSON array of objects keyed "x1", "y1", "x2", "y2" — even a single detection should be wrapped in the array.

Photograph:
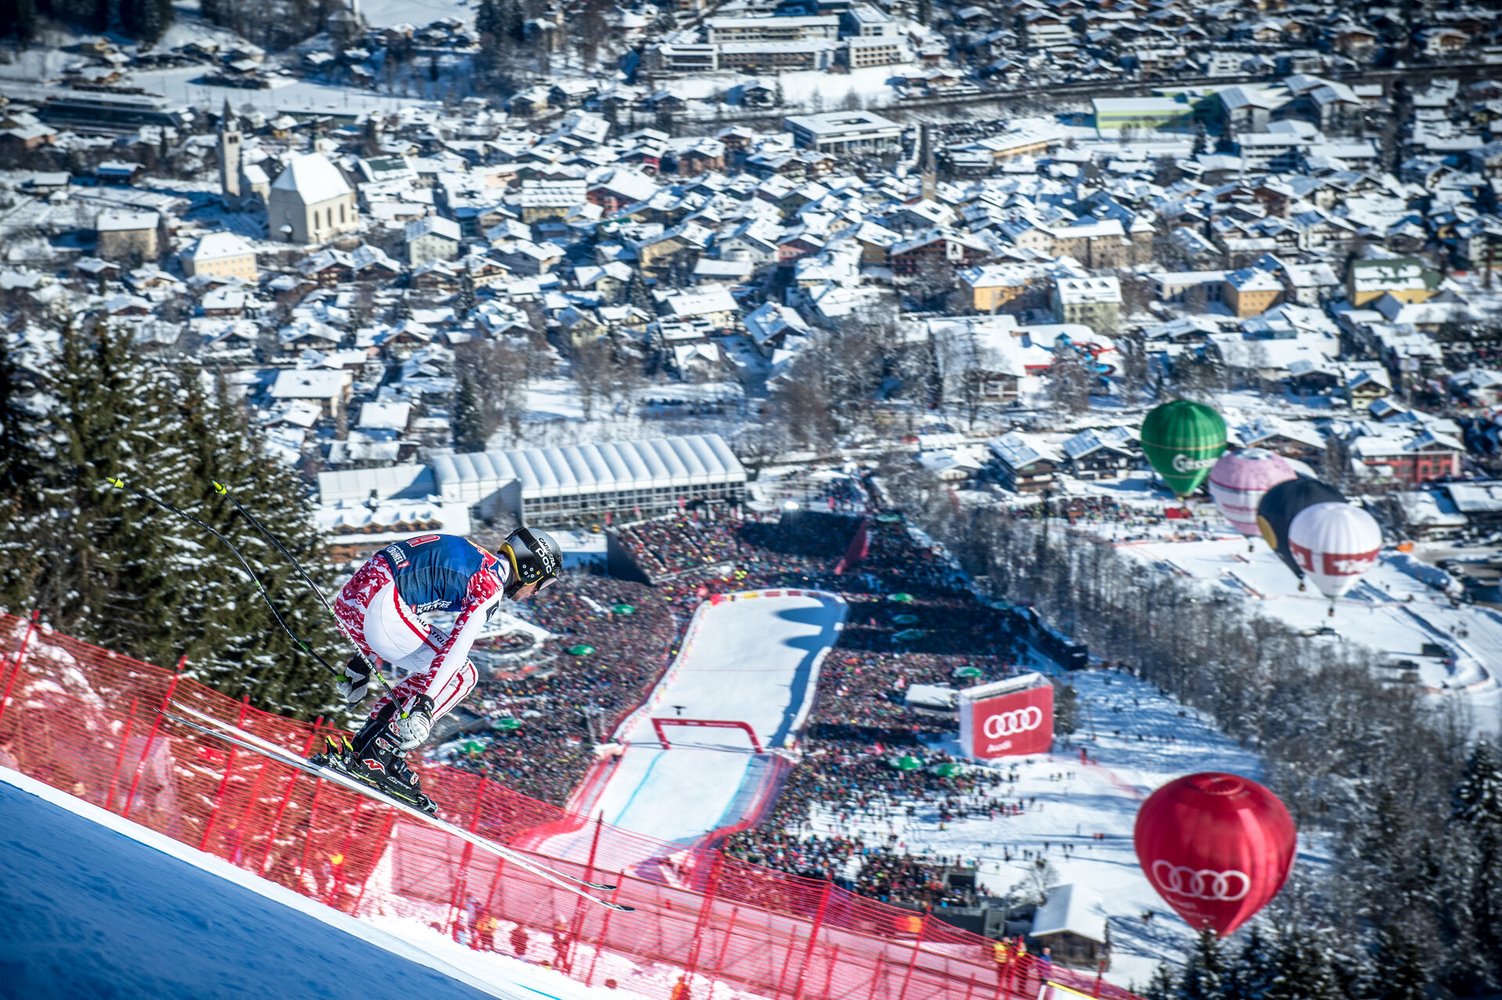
[
  {"x1": 1288, "y1": 501, "x2": 1383, "y2": 603},
  {"x1": 1208, "y1": 448, "x2": 1297, "y2": 541},
  {"x1": 1134, "y1": 772, "x2": 1297, "y2": 937}
]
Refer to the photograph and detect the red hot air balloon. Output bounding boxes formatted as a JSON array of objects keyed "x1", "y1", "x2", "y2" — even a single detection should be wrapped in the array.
[{"x1": 1134, "y1": 772, "x2": 1296, "y2": 936}]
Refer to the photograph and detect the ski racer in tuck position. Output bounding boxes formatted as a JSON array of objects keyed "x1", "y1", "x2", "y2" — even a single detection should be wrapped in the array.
[{"x1": 311, "y1": 528, "x2": 563, "y2": 811}]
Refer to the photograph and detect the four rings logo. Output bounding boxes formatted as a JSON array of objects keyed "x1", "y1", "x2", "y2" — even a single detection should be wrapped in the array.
[
  {"x1": 1150, "y1": 861, "x2": 1251, "y2": 901},
  {"x1": 981, "y1": 706, "x2": 1044, "y2": 739}
]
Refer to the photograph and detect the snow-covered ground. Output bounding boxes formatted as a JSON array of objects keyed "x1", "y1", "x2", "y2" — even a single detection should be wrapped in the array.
[
  {"x1": 1050, "y1": 474, "x2": 1502, "y2": 740},
  {"x1": 537, "y1": 590, "x2": 846, "y2": 861},
  {"x1": 0, "y1": 766, "x2": 646, "y2": 1000},
  {"x1": 800, "y1": 650, "x2": 1308, "y2": 991}
]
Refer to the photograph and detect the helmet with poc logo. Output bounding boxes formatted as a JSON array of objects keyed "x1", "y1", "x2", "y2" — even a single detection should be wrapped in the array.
[{"x1": 500, "y1": 526, "x2": 562, "y2": 600}]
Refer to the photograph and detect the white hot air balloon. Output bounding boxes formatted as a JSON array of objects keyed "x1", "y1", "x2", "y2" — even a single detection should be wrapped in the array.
[
  {"x1": 1287, "y1": 502, "x2": 1383, "y2": 608},
  {"x1": 1208, "y1": 448, "x2": 1297, "y2": 544}
]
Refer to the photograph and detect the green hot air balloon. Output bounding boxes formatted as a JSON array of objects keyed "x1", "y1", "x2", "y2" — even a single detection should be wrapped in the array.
[
  {"x1": 1255, "y1": 476, "x2": 1346, "y2": 584},
  {"x1": 1140, "y1": 400, "x2": 1228, "y2": 497}
]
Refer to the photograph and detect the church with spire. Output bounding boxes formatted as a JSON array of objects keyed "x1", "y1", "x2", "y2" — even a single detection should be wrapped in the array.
[{"x1": 217, "y1": 101, "x2": 269, "y2": 208}]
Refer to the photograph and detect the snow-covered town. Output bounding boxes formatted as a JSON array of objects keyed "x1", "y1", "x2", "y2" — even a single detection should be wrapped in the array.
[{"x1": 2, "y1": 0, "x2": 1502, "y2": 998}]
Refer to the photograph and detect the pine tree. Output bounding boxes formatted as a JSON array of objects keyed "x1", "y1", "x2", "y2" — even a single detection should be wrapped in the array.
[
  {"x1": 498, "y1": 0, "x2": 524, "y2": 43},
  {"x1": 0, "y1": 333, "x2": 53, "y2": 612},
  {"x1": 1225, "y1": 925, "x2": 1277, "y2": 1000},
  {"x1": 1266, "y1": 929, "x2": 1342, "y2": 1000},
  {"x1": 0, "y1": 0, "x2": 39, "y2": 43},
  {"x1": 1372, "y1": 925, "x2": 1427, "y2": 1000},
  {"x1": 1177, "y1": 927, "x2": 1228, "y2": 1000},
  {"x1": 165, "y1": 371, "x2": 341, "y2": 718},
  {"x1": 1450, "y1": 739, "x2": 1502, "y2": 986},
  {"x1": 626, "y1": 269, "x2": 652, "y2": 311},
  {"x1": 457, "y1": 270, "x2": 477, "y2": 316},
  {"x1": 1142, "y1": 964, "x2": 1177, "y2": 1000},
  {"x1": 0, "y1": 319, "x2": 199, "y2": 661},
  {"x1": 475, "y1": 0, "x2": 500, "y2": 36},
  {"x1": 0, "y1": 329, "x2": 337, "y2": 719},
  {"x1": 454, "y1": 365, "x2": 490, "y2": 452}
]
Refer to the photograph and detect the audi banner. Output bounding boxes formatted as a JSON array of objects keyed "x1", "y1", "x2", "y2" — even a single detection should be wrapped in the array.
[{"x1": 957, "y1": 673, "x2": 1054, "y2": 759}]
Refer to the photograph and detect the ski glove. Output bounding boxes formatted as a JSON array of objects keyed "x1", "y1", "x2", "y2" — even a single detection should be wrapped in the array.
[
  {"x1": 392, "y1": 695, "x2": 435, "y2": 751},
  {"x1": 337, "y1": 654, "x2": 374, "y2": 706}
]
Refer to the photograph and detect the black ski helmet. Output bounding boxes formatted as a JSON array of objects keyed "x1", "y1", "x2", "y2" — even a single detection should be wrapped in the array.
[{"x1": 500, "y1": 526, "x2": 562, "y2": 599}]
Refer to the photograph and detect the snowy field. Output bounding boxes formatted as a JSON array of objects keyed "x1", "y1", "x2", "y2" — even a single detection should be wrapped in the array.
[
  {"x1": 1053, "y1": 475, "x2": 1502, "y2": 739},
  {"x1": 538, "y1": 590, "x2": 846, "y2": 861},
  {"x1": 796, "y1": 648, "x2": 1302, "y2": 992}
]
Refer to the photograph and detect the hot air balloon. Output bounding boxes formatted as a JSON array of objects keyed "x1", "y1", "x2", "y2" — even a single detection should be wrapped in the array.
[
  {"x1": 1288, "y1": 502, "x2": 1383, "y2": 609},
  {"x1": 1255, "y1": 476, "x2": 1345, "y2": 587},
  {"x1": 1140, "y1": 400, "x2": 1228, "y2": 498},
  {"x1": 1208, "y1": 449, "x2": 1297, "y2": 547},
  {"x1": 1134, "y1": 772, "x2": 1296, "y2": 937}
]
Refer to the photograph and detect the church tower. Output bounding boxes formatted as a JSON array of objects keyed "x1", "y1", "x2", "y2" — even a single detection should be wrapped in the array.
[
  {"x1": 919, "y1": 122, "x2": 937, "y2": 202},
  {"x1": 218, "y1": 99, "x2": 242, "y2": 203}
]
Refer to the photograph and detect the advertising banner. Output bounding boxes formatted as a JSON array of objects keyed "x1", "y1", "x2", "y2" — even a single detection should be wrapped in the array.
[{"x1": 958, "y1": 673, "x2": 1054, "y2": 759}]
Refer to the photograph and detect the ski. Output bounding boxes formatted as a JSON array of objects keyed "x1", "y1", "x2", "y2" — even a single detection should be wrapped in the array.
[{"x1": 164, "y1": 706, "x2": 631, "y2": 909}]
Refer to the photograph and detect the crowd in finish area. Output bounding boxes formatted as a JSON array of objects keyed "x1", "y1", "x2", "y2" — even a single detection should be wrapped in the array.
[{"x1": 436, "y1": 488, "x2": 1052, "y2": 909}]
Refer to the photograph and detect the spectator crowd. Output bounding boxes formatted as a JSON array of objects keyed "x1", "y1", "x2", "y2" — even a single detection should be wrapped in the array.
[{"x1": 435, "y1": 478, "x2": 1059, "y2": 914}]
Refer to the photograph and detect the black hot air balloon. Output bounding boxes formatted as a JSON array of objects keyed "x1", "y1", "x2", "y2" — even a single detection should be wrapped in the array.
[{"x1": 1255, "y1": 476, "x2": 1345, "y2": 586}]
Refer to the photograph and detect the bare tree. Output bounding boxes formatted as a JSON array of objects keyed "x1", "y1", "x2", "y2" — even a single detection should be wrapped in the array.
[{"x1": 1043, "y1": 346, "x2": 1094, "y2": 416}]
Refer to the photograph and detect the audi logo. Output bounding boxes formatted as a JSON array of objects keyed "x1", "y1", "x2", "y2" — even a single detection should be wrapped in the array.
[
  {"x1": 1150, "y1": 861, "x2": 1251, "y2": 901},
  {"x1": 981, "y1": 706, "x2": 1044, "y2": 739}
]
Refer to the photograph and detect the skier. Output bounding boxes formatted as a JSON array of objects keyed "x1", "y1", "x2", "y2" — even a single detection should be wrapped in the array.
[{"x1": 312, "y1": 528, "x2": 563, "y2": 810}]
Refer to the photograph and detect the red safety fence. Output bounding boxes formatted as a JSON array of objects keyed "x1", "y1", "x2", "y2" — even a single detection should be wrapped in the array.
[{"x1": 0, "y1": 610, "x2": 1140, "y2": 1000}]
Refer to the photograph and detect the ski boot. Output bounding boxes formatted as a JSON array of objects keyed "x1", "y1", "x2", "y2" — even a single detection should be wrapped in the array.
[{"x1": 311, "y1": 697, "x2": 438, "y2": 815}]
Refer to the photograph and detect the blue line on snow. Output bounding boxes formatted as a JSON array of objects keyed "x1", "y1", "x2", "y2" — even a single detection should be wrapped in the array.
[
  {"x1": 517, "y1": 986, "x2": 562, "y2": 1000},
  {"x1": 609, "y1": 748, "x2": 668, "y2": 827}
]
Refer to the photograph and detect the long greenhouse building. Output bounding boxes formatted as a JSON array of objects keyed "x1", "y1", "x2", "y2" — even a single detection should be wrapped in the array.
[{"x1": 427, "y1": 434, "x2": 747, "y2": 528}]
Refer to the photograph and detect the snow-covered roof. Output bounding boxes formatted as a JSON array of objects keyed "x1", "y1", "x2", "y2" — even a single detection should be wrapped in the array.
[
  {"x1": 405, "y1": 215, "x2": 461, "y2": 242},
  {"x1": 186, "y1": 231, "x2": 255, "y2": 262},
  {"x1": 431, "y1": 434, "x2": 746, "y2": 503},
  {"x1": 96, "y1": 210, "x2": 158, "y2": 232},
  {"x1": 1062, "y1": 425, "x2": 1135, "y2": 460},
  {"x1": 271, "y1": 153, "x2": 352, "y2": 205},
  {"x1": 356, "y1": 401, "x2": 412, "y2": 431},
  {"x1": 988, "y1": 431, "x2": 1060, "y2": 470},
  {"x1": 1031, "y1": 883, "x2": 1107, "y2": 943},
  {"x1": 317, "y1": 463, "x2": 436, "y2": 504},
  {"x1": 267, "y1": 368, "x2": 351, "y2": 401},
  {"x1": 1444, "y1": 481, "x2": 1502, "y2": 514}
]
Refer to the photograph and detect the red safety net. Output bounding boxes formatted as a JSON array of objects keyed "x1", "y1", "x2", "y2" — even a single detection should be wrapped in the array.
[{"x1": 0, "y1": 611, "x2": 1140, "y2": 1000}]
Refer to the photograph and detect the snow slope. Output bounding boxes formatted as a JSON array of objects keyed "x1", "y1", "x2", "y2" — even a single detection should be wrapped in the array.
[
  {"x1": 0, "y1": 767, "x2": 655, "y2": 1000},
  {"x1": 540, "y1": 590, "x2": 845, "y2": 860}
]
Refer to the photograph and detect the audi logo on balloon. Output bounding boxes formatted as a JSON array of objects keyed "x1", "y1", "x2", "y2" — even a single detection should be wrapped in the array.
[
  {"x1": 1150, "y1": 861, "x2": 1251, "y2": 901},
  {"x1": 1134, "y1": 772, "x2": 1297, "y2": 936},
  {"x1": 982, "y1": 706, "x2": 1043, "y2": 739}
]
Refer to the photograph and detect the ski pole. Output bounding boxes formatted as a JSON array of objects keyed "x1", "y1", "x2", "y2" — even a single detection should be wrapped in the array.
[
  {"x1": 103, "y1": 476, "x2": 340, "y2": 676},
  {"x1": 208, "y1": 479, "x2": 395, "y2": 700}
]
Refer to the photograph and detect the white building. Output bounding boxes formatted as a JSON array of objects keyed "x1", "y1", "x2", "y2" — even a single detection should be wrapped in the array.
[
  {"x1": 784, "y1": 110, "x2": 904, "y2": 153},
  {"x1": 268, "y1": 153, "x2": 359, "y2": 245},
  {"x1": 182, "y1": 231, "x2": 258, "y2": 281},
  {"x1": 1052, "y1": 276, "x2": 1122, "y2": 331},
  {"x1": 405, "y1": 215, "x2": 463, "y2": 266}
]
